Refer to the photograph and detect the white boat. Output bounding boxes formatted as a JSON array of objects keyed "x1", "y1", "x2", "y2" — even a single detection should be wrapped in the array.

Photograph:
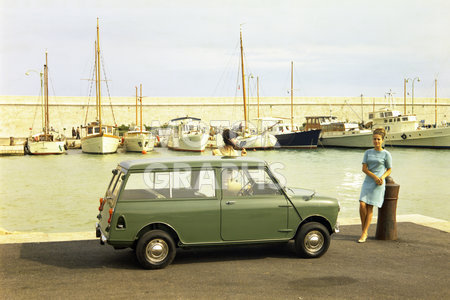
[
  {"x1": 81, "y1": 19, "x2": 120, "y2": 154},
  {"x1": 82, "y1": 122, "x2": 120, "y2": 154},
  {"x1": 370, "y1": 108, "x2": 450, "y2": 148},
  {"x1": 167, "y1": 117, "x2": 209, "y2": 152},
  {"x1": 124, "y1": 129, "x2": 155, "y2": 152},
  {"x1": 27, "y1": 132, "x2": 66, "y2": 155},
  {"x1": 26, "y1": 51, "x2": 66, "y2": 155},
  {"x1": 237, "y1": 130, "x2": 278, "y2": 150},
  {"x1": 305, "y1": 116, "x2": 373, "y2": 148},
  {"x1": 123, "y1": 85, "x2": 155, "y2": 152},
  {"x1": 235, "y1": 28, "x2": 277, "y2": 150}
]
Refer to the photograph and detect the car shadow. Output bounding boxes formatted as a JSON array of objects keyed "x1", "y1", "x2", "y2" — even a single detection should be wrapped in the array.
[{"x1": 18, "y1": 240, "x2": 298, "y2": 270}]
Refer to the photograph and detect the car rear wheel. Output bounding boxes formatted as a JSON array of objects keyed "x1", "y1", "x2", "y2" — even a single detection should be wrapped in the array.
[
  {"x1": 295, "y1": 222, "x2": 330, "y2": 258},
  {"x1": 136, "y1": 230, "x2": 176, "y2": 269}
]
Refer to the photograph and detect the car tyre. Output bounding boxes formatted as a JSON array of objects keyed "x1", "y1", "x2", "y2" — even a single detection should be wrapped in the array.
[
  {"x1": 136, "y1": 230, "x2": 176, "y2": 269},
  {"x1": 295, "y1": 222, "x2": 330, "y2": 258}
]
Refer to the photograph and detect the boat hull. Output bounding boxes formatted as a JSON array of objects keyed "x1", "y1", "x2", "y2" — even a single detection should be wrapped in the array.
[
  {"x1": 237, "y1": 132, "x2": 277, "y2": 150},
  {"x1": 81, "y1": 135, "x2": 120, "y2": 154},
  {"x1": 320, "y1": 131, "x2": 373, "y2": 148},
  {"x1": 27, "y1": 140, "x2": 66, "y2": 155},
  {"x1": 384, "y1": 127, "x2": 450, "y2": 148},
  {"x1": 275, "y1": 130, "x2": 321, "y2": 149},
  {"x1": 168, "y1": 133, "x2": 209, "y2": 152},
  {"x1": 124, "y1": 133, "x2": 155, "y2": 152}
]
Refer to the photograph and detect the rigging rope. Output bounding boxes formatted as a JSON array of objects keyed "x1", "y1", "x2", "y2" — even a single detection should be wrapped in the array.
[
  {"x1": 100, "y1": 53, "x2": 117, "y2": 126},
  {"x1": 84, "y1": 61, "x2": 96, "y2": 125}
]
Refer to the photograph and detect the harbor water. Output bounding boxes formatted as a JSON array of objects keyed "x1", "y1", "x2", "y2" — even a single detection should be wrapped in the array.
[{"x1": 0, "y1": 147, "x2": 449, "y2": 233}]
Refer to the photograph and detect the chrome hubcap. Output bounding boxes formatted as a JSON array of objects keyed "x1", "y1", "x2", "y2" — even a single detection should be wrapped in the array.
[
  {"x1": 304, "y1": 230, "x2": 324, "y2": 254},
  {"x1": 146, "y1": 239, "x2": 169, "y2": 263}
]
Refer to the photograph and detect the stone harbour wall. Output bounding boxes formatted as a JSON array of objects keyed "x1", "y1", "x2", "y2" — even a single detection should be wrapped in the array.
[{"x1": 0, "y1": 95, "x2": 449, "y2": 137}]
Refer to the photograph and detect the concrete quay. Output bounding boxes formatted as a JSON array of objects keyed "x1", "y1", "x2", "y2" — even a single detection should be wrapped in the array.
[
  {"x1": 0, "y1": 217, "x2": 448, "y2": 299},
  {"x1": 0, "y1": 145, "x2": 24, "y2": 156}
]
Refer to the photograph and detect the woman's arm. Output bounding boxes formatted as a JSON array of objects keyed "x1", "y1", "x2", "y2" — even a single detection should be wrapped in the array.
[
  {"x1": 380, "y1": 168, "x2": 392, "y2": 183},
  {"x1": 362, "y1": 163, "x2": 378, "y2": 180}
]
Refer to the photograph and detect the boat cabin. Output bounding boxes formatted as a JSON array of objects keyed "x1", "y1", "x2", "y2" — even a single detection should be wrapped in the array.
[
  {"x1": 85, "y1": 122, "x2": 117, "y2": 136},
  {"x1": 369, "y1": 108, "x2": 418, "y2": 133},
  {"x1": 305, "y1": 116, "x2": 359, "y2": 132}
]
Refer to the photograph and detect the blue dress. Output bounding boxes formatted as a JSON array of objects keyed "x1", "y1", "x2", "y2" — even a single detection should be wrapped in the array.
[{"x1": 359, "y1": 149, "x2": 392, "y2": 208}]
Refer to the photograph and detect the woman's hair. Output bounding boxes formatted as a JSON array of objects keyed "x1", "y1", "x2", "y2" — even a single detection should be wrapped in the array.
[
  {"x1": 373, "y1": 128, "x2": 386, "y2": 139},
  {"x1": 222, "y1": 129, "x2": 237, "y2": 147}
]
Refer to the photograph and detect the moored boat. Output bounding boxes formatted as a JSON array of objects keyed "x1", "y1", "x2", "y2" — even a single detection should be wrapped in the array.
[
  {"x1": 81, "y1": 19, "x2": 120, "y2": 154},
  {"x1": 26, "y1": 51, "x2": 66, "y2": 155},
  {"x1": 123, "y1": 85, "x2": 155, "y2": 152},
  {"x1": 264, "y1": 62, "x2": 321, "y2": 149},
  {"x1": 370, "y1": 108, "x2": 450, "y2": 148},
  {"x1": 167, "y1": 117, "x2": 209, "y2": 152},
  {"x1": 305, "y1": 116, "x2": 372, "y2": 148},
  {"x1": 235, "y1": 28, "x2": 277, "y2": 150}
]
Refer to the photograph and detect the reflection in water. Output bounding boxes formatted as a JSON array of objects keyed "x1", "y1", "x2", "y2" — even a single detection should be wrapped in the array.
[{"x1": 0, "y1": 147, "x2": 448, "y2": 232}]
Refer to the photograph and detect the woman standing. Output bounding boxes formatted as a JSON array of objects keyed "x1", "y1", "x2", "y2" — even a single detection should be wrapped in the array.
[
  {"x1": 358, "y1": 128, "x2": 392, "y2": 243},
  {"x1": 212, "y1": 129, "x2": 246, "y2": 156}
]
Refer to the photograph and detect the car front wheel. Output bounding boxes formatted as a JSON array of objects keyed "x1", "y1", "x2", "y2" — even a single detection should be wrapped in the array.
[
  {"x1": 136, "y1": 230, "x2": 176, "y2": 269},
  {"x1": 295, "y1": 222, "x2": 330, "y2": 258}
]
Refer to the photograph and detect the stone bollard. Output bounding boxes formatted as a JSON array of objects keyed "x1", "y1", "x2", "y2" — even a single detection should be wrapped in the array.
[{"x1": 376, "y1": 176, "x2": 400, "y2": 240}]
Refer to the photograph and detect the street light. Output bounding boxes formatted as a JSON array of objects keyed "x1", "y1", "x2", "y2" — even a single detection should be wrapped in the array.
[
  {"x1": 25, "y1": 69, "x2": 44, "y2": 130},
  {"x1": 412, "y1": 77, "x2": 420, "y2": 114}
]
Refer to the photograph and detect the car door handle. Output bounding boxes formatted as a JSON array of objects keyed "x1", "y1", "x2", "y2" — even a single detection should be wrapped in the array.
[{"x1": 225, "y1": 201, "x2": 235, "y2": 205}]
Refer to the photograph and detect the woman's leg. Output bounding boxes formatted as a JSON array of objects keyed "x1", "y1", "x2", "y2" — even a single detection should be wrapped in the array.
[
  {"x1": 359, "y1": 201, "x2": 373, "y2": 242},
  {"x1": 359, "y1": 201, "x2": 367, "y2": 231}
]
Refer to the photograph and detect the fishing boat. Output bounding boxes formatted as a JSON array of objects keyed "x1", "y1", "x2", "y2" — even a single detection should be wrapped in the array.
[
  {"x1": 25, "y1": 51, "x2": 66, "y2": 155},
  {"x1": 81, "y1": 19, "x2": 120, "y2": 154},
  {"x1": 265, "y1": 62, "x2": 321, "y2": 149},
  {"x1": 167, "y1": 117, "x2": 209, "y2": 152},
  {"x1": 123, "y1": 85, "x2": 155, "y2": 152},
  {"x1": 235, "y1": 28, "x2": 277, "y2": 150},
  {"x1": 305, "y1": 115, "x2": 373, "y2": 148}
]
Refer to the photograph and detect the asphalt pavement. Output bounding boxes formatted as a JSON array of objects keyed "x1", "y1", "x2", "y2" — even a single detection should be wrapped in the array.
[{"x1": 0, "y1": 223, "x2": 449, "y2": 299}]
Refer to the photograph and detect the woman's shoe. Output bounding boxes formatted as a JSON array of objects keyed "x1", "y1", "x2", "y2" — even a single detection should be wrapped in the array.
[{"x1": 358, "y1": 233, "x2": 368, "y2": 243}]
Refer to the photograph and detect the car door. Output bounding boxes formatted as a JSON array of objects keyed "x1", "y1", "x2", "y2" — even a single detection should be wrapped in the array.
[{"x1": 220, "y1": 167, "x2": 290, "y2": 241}]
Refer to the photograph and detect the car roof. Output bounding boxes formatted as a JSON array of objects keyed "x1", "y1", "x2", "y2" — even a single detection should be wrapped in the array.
[{"x1": 119, "y1": 156, "x2": 266, "y2": 171}]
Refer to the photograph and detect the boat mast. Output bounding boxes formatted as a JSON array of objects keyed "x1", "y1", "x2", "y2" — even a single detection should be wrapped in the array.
[
  {"x1": 290, "y1": 61, "x2": 294, "y2": 130},
  {"x1": 135, "y1": 86, "x2": 138, "y2": 128},
  {"x1": 44, "y1": 51, "x2": 49, "y2": 139},
  {"x1": 257, "y1": 76, "x2": 260, "y2": 118},
  {"x1": 403, "y1": 78, "x2": 408, "y2": 114},
  {"x1": 240, "y1": 27, "x2": 247, "y2": 133},
  {"x1": 94, "y1": 41, "x2": 99, "y2": 122},
  {"x1": 435, "y1": 79, "x2": 437, "y2": 127},
  {"x1": 140, "y1": 84, "x2": 143, "y2": 133},
  {"x1": 96, "y1": 18, "x2": 102, "y2": 130}
]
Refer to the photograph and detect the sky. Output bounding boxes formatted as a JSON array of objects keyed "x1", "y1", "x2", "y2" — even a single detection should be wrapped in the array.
[{"x1": 1, "y1": 0, "x2": 450, "y2": 98}]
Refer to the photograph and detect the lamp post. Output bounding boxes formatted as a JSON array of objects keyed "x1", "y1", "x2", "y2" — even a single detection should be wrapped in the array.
[
  {"x1": 247, "y1": 73, "x2": 254, "y2": 121},
  {"x1": 25, "y1": 69, "x2": 44, "y2": 130},
  {"x1": 412, "y1": 77, "x2": 420, "y2": 114},
  {"x1": 404, "y1": 78, "x2": 411, "y2": 114}
]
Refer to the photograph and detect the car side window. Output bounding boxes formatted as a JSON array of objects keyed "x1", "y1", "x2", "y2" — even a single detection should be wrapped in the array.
[
  {"x1": 122, "y1": 169, "x2": 216, "y2": 200},
  {"x1": 222, "y1": 168, "x2": 248, "y2": 197},
  {"x1": 222, "y1": 168, "x2": 281, "y2": 197},
  {"x1": 106, "y1": 171, "x2": 120, "y2": 196}
]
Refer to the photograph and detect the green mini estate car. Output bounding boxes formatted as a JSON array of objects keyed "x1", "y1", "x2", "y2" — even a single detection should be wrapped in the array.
[{"x1": 96, "y1": 156, "x2": 340, "y2": 269}]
